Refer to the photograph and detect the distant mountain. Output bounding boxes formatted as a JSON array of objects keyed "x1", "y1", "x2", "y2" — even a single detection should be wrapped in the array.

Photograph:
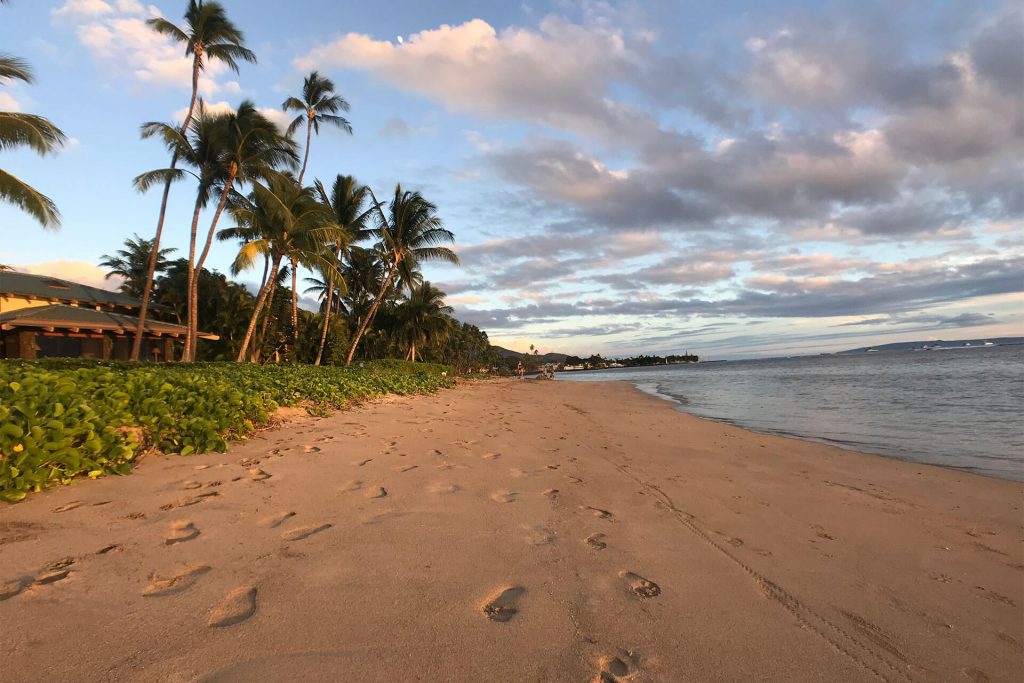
[
  {"x1": 838, "y1": 337, "x2": 1023, "y2": 354},
  {"x1": 491, "y1": 345, "x2": 569, "y2": 363}
]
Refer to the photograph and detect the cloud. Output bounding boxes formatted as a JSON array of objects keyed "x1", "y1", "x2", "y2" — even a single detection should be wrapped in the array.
[
  {"x1": 53, "y1": 3, "x2": 234, "y2": 97},
  {"x1": 0, "y1": 92, "x2": 21, "y2": 113},
  {"x1": 17, "y1": 260, "x2": 122, "y2": 291}
]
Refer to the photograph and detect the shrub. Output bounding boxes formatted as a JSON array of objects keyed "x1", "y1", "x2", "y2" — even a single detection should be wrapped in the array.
[{"x1": 0, "y1": 359, "x2": 454, "y2": 502}]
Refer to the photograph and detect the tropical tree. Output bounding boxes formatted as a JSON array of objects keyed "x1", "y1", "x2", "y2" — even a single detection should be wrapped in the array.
[
  {"x1": 133, "y1": 0, "x2": 256, "y2": 361},
  {"x1": 219, "y1": 172, "x2": 342, "y2": 362},
  {"x1": 311, "y1": 174, "x2": 372, "y2": 364},
  {"x1": 344, "y1": 185, "x2": 458, "y2": 366},
  {"x1": 395, "y1": 282, "x2": 453, "y2": 362},
  {"x1": 100, "y1": 234, "x2": 177, "y2": 298},
  {"x1": 136, "y1": 103, "x2": 231, "y2": 358},
  {"x1": 282, "y1": 71, "x2": 352, "y2": 185},
  {"x1": 0, "y1": 14, "x2": 66, "y2": 228}
]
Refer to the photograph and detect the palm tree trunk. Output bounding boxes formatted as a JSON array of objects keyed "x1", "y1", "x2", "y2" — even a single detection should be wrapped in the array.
[
  {"x1": 254, "y1": 269, "x2": 280, "y2": 362},
  {"x1": 410, "y1": 342, "x2": 416, "y2": 363},
  {"x1": 236, "y1": 256, "x2": 280, "y2": 362},
  {"x1": 131, "y1": 58, "x2": 202, "y2": 362},
  {"x1": 189, "y1": 169, "x2": 237, "y2": 360},
  {"x1": 290, "y1": 258, "x2": 299, "y2": 360},
  {"x1": 344, "y1": 257, "x2": 397, "y2": 367},
  {"x1": 297, "y1": 116, "x2": 313, "y2": 186},
  {"x1": 314, "y1": 246, "x2": 340, "y2": 366}
]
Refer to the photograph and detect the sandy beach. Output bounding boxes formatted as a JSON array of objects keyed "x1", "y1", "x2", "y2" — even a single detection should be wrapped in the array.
[{"x1": 1, "y1": 379, "x2": 1021, "y2": 682}]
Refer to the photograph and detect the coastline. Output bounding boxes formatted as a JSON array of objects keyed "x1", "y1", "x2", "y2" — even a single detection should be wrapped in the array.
[{"x1": 2, "y1": 379, "x2": 1021, "y2": 682}]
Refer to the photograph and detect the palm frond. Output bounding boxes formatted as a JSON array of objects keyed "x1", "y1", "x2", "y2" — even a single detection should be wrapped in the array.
[
  {"x1": 0, "y1": 167, "x2": 60, "y2": 228},
  {"x1": 145, "y1": 17, "x2": 190, "y2": 44},
  {"x1": 0, "y1": 54, "x2": 32, "y2": 83},
  {"x1": 0, "y1": 112, "x2": 66, "y2": 154}
]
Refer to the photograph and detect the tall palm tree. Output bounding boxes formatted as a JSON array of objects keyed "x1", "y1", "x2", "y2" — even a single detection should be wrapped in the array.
[
  {"x1": 135, "y1": 103, "x2": 231, "y2": 358},
  {"x1": 344, "y1": 185, "x2": 458, "y2": 366},
  {"x1": 282, "y1": 72, "x2": 352, "y2": 185},
  {"x1": 100, "y1": 234, "x2": 177, "y2": 299},
  {"x1": 133, "y1": 0, "x2": 256, "y2": 361},
  {"x1": 311, "y1": 174, "x2": 372, "y2": 365},
  {"x1": 219, "y1": 172, "x2": 342, "y2": 362},
  {"x1": 189, "y1": 101, "x2": 297, "y2": 360},
  {"x1": 396, "y1": 282, "x2": 453, "y2": 362},
  {"x1": 0, "y1": 27, "x2": 66, "y2": 228}
]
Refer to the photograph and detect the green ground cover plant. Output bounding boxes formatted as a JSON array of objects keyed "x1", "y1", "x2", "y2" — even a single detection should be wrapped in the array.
[{"x1": 0, "y1": 359, "x2": 454, "y2": 502}]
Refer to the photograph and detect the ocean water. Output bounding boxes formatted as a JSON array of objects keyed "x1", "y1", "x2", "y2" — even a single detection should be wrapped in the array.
[{"x1": 561, "y1": 344, "x2": 1024, "y2": 481}]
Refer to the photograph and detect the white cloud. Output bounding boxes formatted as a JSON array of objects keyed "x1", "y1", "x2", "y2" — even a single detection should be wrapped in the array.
[
  {"x1": 18, "y1": 260, "x2": 122, "y2": 291},
  {"x1": 0, "y1": 92, "x2": 22, "y2": 113},
  {"x1": 54, "y1": 5, "x2": 232, "y2": 97},
  {"x1": 51, "y1": 0, "x2": 113, "y2": 18}
]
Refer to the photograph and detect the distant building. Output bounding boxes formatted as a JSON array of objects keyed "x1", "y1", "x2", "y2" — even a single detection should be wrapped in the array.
[{"x1": 0, "y1": 271, "x2": 217, "y2": 361}]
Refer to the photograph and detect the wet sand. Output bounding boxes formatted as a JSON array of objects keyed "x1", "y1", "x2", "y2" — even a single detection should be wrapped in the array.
[{"x1": 1, "y1": 379, "x2": 1021, "y2": 682}]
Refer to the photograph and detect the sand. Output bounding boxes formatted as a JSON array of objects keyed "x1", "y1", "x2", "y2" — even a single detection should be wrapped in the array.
[{"x1": 1, "y1": 379, "x2": 1021, "y2": 682}]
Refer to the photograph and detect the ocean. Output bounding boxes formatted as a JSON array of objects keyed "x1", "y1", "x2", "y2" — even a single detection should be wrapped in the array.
[{"x1": 561, "y1": 344, "x2": 1024, "y2": 481}]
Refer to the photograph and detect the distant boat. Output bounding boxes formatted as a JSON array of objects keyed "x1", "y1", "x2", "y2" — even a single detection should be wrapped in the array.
[
  {"x1": 865, "y1": 348, "x2": 879, "y2": 353},
  {"x1": 984, "y1": 341, "x2": 995, "y2": 346}
]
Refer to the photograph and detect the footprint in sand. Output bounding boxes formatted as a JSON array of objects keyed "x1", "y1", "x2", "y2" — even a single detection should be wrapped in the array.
[
  {"x1": 181, "y1": 480, "x2": 203, "y2": 490},
  {"x1": 249, "y1": 468, "x2": 272, "y2": 481},
  {"x1": 160, "y1": 496, "x2": 203, "y2": 510},
  {"x1": 366, "y1": 486, "x2": 388, "y2": 499},
  {"x1": 143, "y1": 564, "x2": 211, "y2": 597},
  {"x1": 165, "y1": 520, "x2": 200, "y2": 545},
  {"x1": 490, "y1": 491, "x2": 518, "y2": 504},
  {"x1": 546, "y1": 464, "x2": 560, "y2": 470},
  {"x1": 566, "y1": 476, "x2": 584, "y2": 485},
  {"x1": 585, "y1": 533, "x2": 608, "y2": 550},
  {"x1": 436, "y1": 462, "x2": 456, "y2": 471},
  {"x1": 585, "y1": 507, "x2": 613, "y2": 519},
  {"x1": 281, "y1": 524, "x2": 332, "y2": 542},
  {"x1": 35, "y1": 567, "x2": 72, "y2": 585},
  {"x1": 354, "y1": 458, "x2": 373, "y2": 467},
  {"x1": 481, "y1": 585, "x2": 525, "y2": 622},
  {"x1": 395, "y1": 464, "x2": 419, "y2": 473},
  {"x1": 258, "y1": 512, "x2": 295, "y2": 529},
  {"x1": 208, "y1": 585, "x2": 257, "y2": 627},
  {"x1": 542, "y1": 488, "x2": 560, "y2": 501},
  {"x1": 619, "y1": 571, "x2": 660, "y2": 598},
  {"x1": 0, "y1": 576, "x2": 33, "y2": 601},
  {"x1": 595, "y1": 652, "x2": 640, "y2": 682},
  {"x1": 96, "y1": 543, "x2": 122, "y2": 555},
  {"x1": 481, "y1": 452, "x2": 501, "y2": 460},
  {"x1": 53, "y1": 501, "x2": 84, "y2": 513},
  {"x1": 523, "y1": 526, "x2": 555, "y2": 546},
  {"x1": 195, "y1": 464, "x2": 211, "y2": 470},
  {"x1": 430, "y1": 482, "x2": 459, "y2": 494},
  {"x1": 303, "y1": 446, "x2": 321, "y2": 454}
]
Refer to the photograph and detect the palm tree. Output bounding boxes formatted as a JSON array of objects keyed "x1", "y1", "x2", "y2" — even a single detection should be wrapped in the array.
[
  {"x1": 189, "y1": 101, "x2": 297, "y2": 360},
  {"x1": 133, "y1": 0, "x2": 256, "y2": 361},
  {"x1": 344, "y1": 185, "x2": 458, "y2": 366},
  {"x1": 282, "y1": 72, "x2": 352, "y2": 185},
  {"x1": 395, "y1": 282, "x2": 453, "y2": 362},
  {"x1": 135, "y1": 103, "x2": 232, "y2": 358},
  {"x1": 311, "y1": 174, "x2": 372, "y2": 364},
  {"x1": 0, "y1": 27, "x2": 66, "y2": 227},
  {"x1": 100, "y1": 234, "x2": 177, "y2": 299},
  {"x1": 219, "y1": 172, "x2": 342, "y2": 362}
]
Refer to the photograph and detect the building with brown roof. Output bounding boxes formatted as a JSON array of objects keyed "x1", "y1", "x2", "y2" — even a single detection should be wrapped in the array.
[{"x1": 0, "y1": 271, "x2": 217, "y2": 360}]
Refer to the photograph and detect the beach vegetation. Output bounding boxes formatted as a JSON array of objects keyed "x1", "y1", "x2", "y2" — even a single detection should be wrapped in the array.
[{"x1": 0, "y1": 360, "x2": 454, "y2": 502}]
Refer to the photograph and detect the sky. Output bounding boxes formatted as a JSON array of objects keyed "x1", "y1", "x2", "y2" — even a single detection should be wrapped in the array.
[{"x1": 1, "y1": 0, "x2": 1021, "y2": 359}]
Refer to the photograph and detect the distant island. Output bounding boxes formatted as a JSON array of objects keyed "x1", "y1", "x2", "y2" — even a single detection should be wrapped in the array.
[{"x1": 838, "y1": 337, "x2": 1023, "y2": 354}]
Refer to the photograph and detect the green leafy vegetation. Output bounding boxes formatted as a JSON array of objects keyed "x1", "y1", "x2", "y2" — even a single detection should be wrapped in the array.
[{"x1": 0, "y1": 359, "x2": 453, "y2": 502}]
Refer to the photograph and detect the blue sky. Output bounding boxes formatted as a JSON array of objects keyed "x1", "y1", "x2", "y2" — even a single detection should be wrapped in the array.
[{"x1": 2, "y1": 0, "x2": 1021, "y2": 358}]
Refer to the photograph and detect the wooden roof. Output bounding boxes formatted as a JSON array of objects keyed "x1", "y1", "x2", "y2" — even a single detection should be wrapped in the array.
[
  {"x1": 0, "y1": 271, "x2": 141, "y2": 309},
  {"x1": 0, "y1": 304, "x2": 219, "y2": 340}
]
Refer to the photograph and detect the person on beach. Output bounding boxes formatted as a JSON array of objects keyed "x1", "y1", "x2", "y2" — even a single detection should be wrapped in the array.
[{"x1": 516, "y1": 360, "x2": 524, "y2": 379}]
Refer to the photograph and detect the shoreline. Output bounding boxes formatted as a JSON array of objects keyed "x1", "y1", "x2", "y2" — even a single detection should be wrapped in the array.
[{"x1": 2, "y1": 379, "x2": 1021, "y2": 682}]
